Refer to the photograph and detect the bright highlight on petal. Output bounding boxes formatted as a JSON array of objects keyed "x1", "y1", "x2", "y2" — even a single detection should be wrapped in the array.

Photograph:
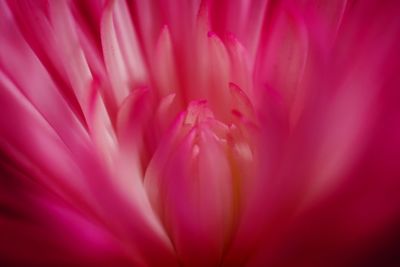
[{"x1": 1, "y1": 0, "x2": 400, "y2": 266}]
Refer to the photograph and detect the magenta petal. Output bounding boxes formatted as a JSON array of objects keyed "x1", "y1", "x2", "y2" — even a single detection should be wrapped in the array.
[
  {"x1": 145, "y1": 102, "x2": 234, "y2": 266},
  {"x1": 1, "y1": 0, "x2": 400, "y2": 266}
]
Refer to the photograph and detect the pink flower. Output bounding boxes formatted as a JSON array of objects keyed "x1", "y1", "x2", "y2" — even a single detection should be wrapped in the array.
[{"x1": 1, "y1": 0, "x2": 399, "y2": 266}]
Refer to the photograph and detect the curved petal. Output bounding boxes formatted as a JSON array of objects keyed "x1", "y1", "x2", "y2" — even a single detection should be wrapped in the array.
[{"x1": 146, "y1": 102, "x2": 234, "y2": 266}]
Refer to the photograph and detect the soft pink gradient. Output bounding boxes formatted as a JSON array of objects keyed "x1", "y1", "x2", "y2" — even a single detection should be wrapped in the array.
[{"x1": 1, "y1": 0, "x2": 400, "y2": 266}]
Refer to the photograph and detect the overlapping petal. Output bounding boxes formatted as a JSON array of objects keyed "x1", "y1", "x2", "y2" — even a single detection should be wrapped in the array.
[{"x1": 1, "y1": 0, "x2": 399, "y2": 266}]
